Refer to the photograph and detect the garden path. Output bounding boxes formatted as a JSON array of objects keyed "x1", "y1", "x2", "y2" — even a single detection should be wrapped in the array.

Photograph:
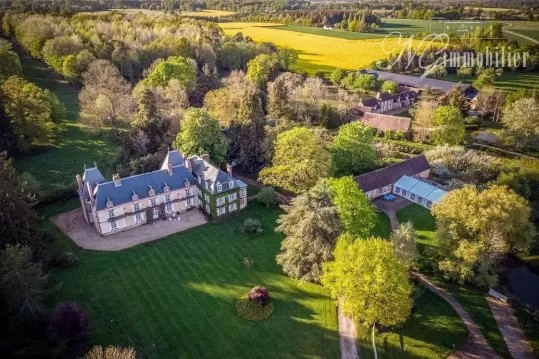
[
  {"x1": 338, "y1": 298, "x2": 359, "y2": 359},
  {"x1": 487, "y1": 297, "x2": 535, "y2": 359}
]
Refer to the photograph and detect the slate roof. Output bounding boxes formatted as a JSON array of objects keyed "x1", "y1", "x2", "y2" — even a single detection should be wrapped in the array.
[
  {"x1": 359, "y1": 98, "x2": 379, "y2": 108},
  {"x1": 365, "y1": 70, "x2": 470, "y2": 93},
  {"x1": 354, "y1": 155, "x2": 430, "y2": 192},
  {"x1": 362, "y1": 112, "x2": 411, "y2": 133},
  {"x1": 162, "y1": 150, "x2": 185, "y2": 168},
  {"x1": 188, "y1": 156, "x2": 246, "y2": 195},
  {"x1": 81, "y1": 167, "x2": 106, "y2": 198},
  {"x1": 94, "y1": 165, "x2": 195, "y2": 211}
]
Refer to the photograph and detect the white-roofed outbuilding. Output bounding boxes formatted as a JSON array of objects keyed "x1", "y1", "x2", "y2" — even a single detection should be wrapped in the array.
[{"x1": 393, "y1": 175, "x2": 447, "y2": 210}]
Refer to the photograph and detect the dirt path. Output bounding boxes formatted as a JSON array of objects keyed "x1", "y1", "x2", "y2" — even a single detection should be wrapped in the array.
[
  {"x1": 338, "y1": 298, "x2": 359, "y2": 359},
  {"x1": 487, "y1": 297, "x2": 535, "y2": 359},
  {"x1": 411, "y1": 272, "x2": 502, "y2": 359}
]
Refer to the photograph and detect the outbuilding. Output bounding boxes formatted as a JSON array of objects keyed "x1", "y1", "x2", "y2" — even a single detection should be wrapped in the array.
[{"x1": 393, "y1": 175, "x2": 447, "y2": 209}]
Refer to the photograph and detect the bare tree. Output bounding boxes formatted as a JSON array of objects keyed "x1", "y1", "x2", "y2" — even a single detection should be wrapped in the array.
[
  {"x1": 475, "y1": 86, "x2": 506, "y2": 122},
  {"x1": 412, "y1": 100, "x2": 438, "y2": 142},
  {"x1": 79, "y1": 60, "x2": 136, "y2": 136}
]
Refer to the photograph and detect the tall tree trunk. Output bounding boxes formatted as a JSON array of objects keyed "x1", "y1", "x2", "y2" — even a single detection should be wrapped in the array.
[{"x1": 372, "y1": 323, "x2": 378, "y2": 359}]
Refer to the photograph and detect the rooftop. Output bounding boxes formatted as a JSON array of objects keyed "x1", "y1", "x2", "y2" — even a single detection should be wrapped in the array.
[
  {"x1": 362, "y1": 112, "x2": 411, "y2": 133},
  {"x1": 394, "y1": 175, "x2": 447, "y2": 203},
  {"x1": 365, "y1": 70, "x2": 470, "y2": 93}
]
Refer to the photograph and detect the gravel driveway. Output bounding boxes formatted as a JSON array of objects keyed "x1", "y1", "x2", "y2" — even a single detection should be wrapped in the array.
[{"x1": 52, "y1": 208, "x2": 208, "y2": 251}]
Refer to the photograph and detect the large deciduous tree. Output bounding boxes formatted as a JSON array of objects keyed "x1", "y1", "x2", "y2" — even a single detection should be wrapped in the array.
[
  {"x1": 322, "y1": 235, "x2": 412, "y2": 329},
  {"x1": 432, "y1": 185, "x2": 535, "y2": 287},
  {"x1": 247, "y1": 53, "x2": 278, "y2": 87},
  {"x1": 328, "y1": 176, "x2": 377, "y2": 238},
  {"x1": 412, "y1": 100, "x2": 438, "y2": 143},
  {"x1": 142, "y1": 56, "x2": 197, "y2": 91},
  {"x1": 502, "y1": 98, "x2": 539, "y2": 149},
  {"x1": 390, "y1": 221, "x2": 418, "y2": 269},
  {"x1": 259, "y1": 127, "x2": 331, "y2": 193},
  {"x1": 432, "y1": 106, "x2": 465, "y2": 145},
  {"x1": 173, "y1": 108, "x2": 228, "y2": 166},
  {"x1": 332, "y1": 122, "x2": 377, "y2": 176},
  {"x1": 0, "y1": 44, "x2": 22, "y2": 84},
  {"x1": 79, "y1": 60, "x2": 135, "y2": 136}
]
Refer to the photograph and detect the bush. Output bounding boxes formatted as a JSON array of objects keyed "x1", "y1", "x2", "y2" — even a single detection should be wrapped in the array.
[
  {"x1": 48, "y1": 302, "x2": 89, "y2": 359},
  {"x1": 248, "y1": 286, "x2": 270, "y2": 305},
  {"x1": 242, "y1": 257, "x2": 254, "y2": 268},
  {"x1": 257, "y1": 187, "x2": 279, "y2": 207},
  {"x1": 80, "y1": 345, "x2": 137, "y2": 359},
  {"x1": 376, "y1": 138, "x2": 435, "y2": 155},
  {"x1": 54, "y1": 251, "x2": 79, "y2": 268},
  {"x1": 464, "y1": 116, "x2": 479, "y2": 125},
  {"x1": 240, "y1": 218, "x2": 263, "y2": 235},
  {"x1": 236, "y1": 288, "x2": 274, "y2": 321}
]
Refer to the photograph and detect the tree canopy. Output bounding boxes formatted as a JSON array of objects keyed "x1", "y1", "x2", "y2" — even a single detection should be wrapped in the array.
[
  {"x1": 142, "y1": 56, "x2": 197, "y2": 90},
  {"x1": 173, "y1": 108, "x2": 228, "y2": 166},
  {"x1": 332, "y1": 122, "x2": 377, "y2": 176},
  {"x1": 322, "y1": 235, "x2": 412, "y2": 328},
  {"x1": 259, "y1": 127, "x2": 331, "y2": 193},
  {"x1": 432, "y1": 105, "x2": 465, "y2": 145}
]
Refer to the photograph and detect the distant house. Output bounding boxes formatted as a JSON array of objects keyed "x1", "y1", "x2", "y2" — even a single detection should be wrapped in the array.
[
  {"x1": 362, "y1": 112, "x2": 412, "y2": 135},
  {"x1": 393, "y1": 175, "x2": 447, "y2": 209},
  {"x1": 358, "y1": 88, "x2": 419, "y2": 114},
  {"x1": 76, "y1": 150, "x2": 247, "y2": 235},
  {"x1": 354, "y1": 155, "x2": 431, "y2": 200}
]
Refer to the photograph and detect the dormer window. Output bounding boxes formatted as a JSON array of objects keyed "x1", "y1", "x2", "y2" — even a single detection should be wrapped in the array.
[
  {"x1": 131, "y1": 191, "x2": 139, "y2": 201},
  {"x1": 216, "y1": 182, "x2": 222, "y2": 192},
  {"x1": 148, "y1": 185, "x2": 155, "y2": 197},
  {"x1": 229, "y1": 180, "x2": 234, "y2": 188},
  {"x1": 163, "y1": 183, "x2": 170, "y2": 193},
  {"x1": 106, "y1": 198, "x2": 114, "y2": 208},
  {"x1": 184, "y1": 178, "x2": 190, "y2": 187}
]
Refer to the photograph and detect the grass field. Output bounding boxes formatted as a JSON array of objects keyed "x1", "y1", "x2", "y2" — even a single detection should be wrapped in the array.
[
  {"x1": 443, "y1": 71, "x2": 539, "y2": 92},
  {"x1": 13, "y1": 45, "x2": 116, "y2": 196},
  {"x1": 397, "y1": 205, "x2": 511, "y2": 359},
  {"x1": 219, "y1": 22, "x2": 424, "y2": 75},
  {"x1": 46, "y1": 203, "x2": 340, "y2": 359}
]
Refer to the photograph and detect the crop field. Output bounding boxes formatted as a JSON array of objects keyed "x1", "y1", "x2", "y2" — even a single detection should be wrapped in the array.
[
  {"x1": 443, "y1": 72, "x2": 539, "y2": 92},
  {"x1": 220, "y1": 22, "x2": 426, "y2": 75}
]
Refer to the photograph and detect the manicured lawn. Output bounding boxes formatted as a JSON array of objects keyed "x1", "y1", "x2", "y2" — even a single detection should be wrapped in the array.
[
  {"x1": 443, "y1": 71, "x2": 539, "y2": 92},
  {"x1": 358, "y1": 288, "x2": 468, "y2": 359},
  {"x1": 397, "y1": 204, "x2": 511, "y2": 359},
  {"x1": 372, "y1": 212, "x2": 392, "y2": 239},
  {"x1": 47, "y1": 203, "x2": 339, "y2": 359},
  {"x1": 12, "y1": 44, "x2": 116, "y2": 197}
]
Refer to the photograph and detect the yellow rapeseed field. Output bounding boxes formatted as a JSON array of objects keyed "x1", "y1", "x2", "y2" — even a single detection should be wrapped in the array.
[{"x1": 220, "y1": 22, "x2": 424, "y2": 74}]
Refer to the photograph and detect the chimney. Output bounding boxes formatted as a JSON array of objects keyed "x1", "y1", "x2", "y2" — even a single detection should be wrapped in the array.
[
  {"x1": 185, "y1": 158, "x2": 191, "y2": 172},
  {"x1": 376, "y1": 92, "x2": 381, "y2": 99},
  {"x1": 226, "y1": 163, "x2": 233, "y2": 176},
  {"x1": 76, "y1": 174, "x2": 82, "y2": 192},
  {"x1": 167, "y1": 163, "x2": 173, "y2": 175},
  {"x1": 112, "y1": 174, "x2": 121, "y2": 187}
]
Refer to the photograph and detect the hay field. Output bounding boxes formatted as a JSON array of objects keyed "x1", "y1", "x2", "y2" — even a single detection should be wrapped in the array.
[{"x1": 220, "y1": 22, "x2": 424, "y2": 74}]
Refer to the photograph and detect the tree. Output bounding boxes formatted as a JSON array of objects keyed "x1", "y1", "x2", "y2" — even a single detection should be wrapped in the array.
[
  {"x1": 277, "y1": 47, "x2": 298, "y2": 71},
  {"x1": 328, "y1": 176, "x2": 377, "y2": 238},
  {"x1": 0, "y1": 47, "x2": 22, "y2": 84},
  {"x1": 432, "y1": 185, "x2": 535, "y2": 287},
  {"x1": 0, "y1": 245, "x2": 47, "y2": 321},
  {"x1": 276, "y1": 179, "x2": 342, "y2": 282},
  {"x1": 173, "y1": 108, "x2": 228, "y2": 166},
  {"x1": 412, "y1": 100, "x2": 438, "y2": 142},
  {"x1": 502, "y1": 98, "x2": 539, "y2": 148},
  {"x1": 473, "y1": 67, "x2": 502, "y2": 89},
  {"x1": 1, "y1": 76, "x2": 57, "y2": 151},
  {"x1": 48, "y1": 303, "x2": 89, "y2": 359},
  {"x1": 79, "y1": 346, "x2": 136, "y2": 359},
  {"x1": 354, "y1": 74, "x2": 377, "y2": 91},
  {"x1": 432, "y1": 106, "x2": 465, "y2": 145},
  {"x1": 142, "y1": 56, "x2": 197, "y2": 91},
  {"x1": 322, "y1": 235, "x2": 412, "y2": 329},
  {"x1": 257, "y1": 187, "x2": 279, "y2": 207},
  {"x1": 475, "y1": 86, "x2": 505, "y2": 122},
  {"x1": 79, "y1": 60, "x2": 135, "y2": 136},
  {"x1": 259, "y1": 127, "x2": 331, "y2": 193},
  {"x1": 381, "y1": 80, "x2": 399, "y2": 94},
  {"x1": 247, "y1": 53, "x2": 278, "y2": 87},
  {"x1": 332, "y1": 122, "x2": 377, "y2": 176},
  {"x1": 0, "y1": 153, "x2": 41, "y2": 250},
  {"x1": 390, "y1": 222, "x2": 418, "y2": 269},
  {"x1": 329, "y1": 68, "x2": 345, "y2": 86},
  {"x1": 446, "y1": 83, "x2": 470, "y2": 113},
  {"x1": 43, "y1": 89, "x2": 67, "y2": 123}
]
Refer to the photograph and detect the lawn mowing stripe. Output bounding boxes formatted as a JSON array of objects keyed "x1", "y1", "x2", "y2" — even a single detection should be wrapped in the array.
[
  {"x1": 110, "y1": 255, "x2": 169, "y2": 356},
  {"x1": 135, "y1": 248, "x2": 215, "y2": 358},
  {"x1": 195, "y1": 224, "x2": 305, "y2": 356},
  {"x1": 180, "y1": 224, "x2": 280, "y2": 355},
  {"x1": 152, "y1": 243, "x2": 242, "y2": 359},
  {"x1": 163, "y1": 235, "x2": 259, "y2": 359},
  {"x1": 123, "y1": 252, "x2": 202, "y2": 358}
]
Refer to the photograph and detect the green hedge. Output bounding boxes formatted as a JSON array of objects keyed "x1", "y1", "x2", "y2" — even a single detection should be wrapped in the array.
[
  {"x1": 235, "y1": 295, "x2": 274, "y2": 321},
  {"x1": 375, "y1": 138, "x2": 435, "y2": 155}
]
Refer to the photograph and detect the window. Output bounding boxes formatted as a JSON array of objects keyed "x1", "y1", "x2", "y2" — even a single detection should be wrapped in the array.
[
  {"x1": 108, "y1": 210, "x2": 117, "y2": 230},
  {"x1": 153, "y1": 207, "x2": 159, "y2": 219},
  {"x1": 228, "y1": 192, "x2": 237, "y2": 202},
  {"x1": 198, "y1": 176, "x2": 201, "y2": 184},
  {"x1": 395, "y1": 187, "x2": 401, "y2": 194},
  {"x1": 241, "y1": 188, "x2": 247, "y2": 197},
  {"x1": 217, "y1": 206, "x2": 226, "y2": 216},
  {"x1": 198, "y1": 191, "x2": 202, "y2": 198},
  {"x1": 402, "y1": 190, "x2": 407, "y2": 197},
  {"x1": 205, "y1": 204, "x2": 210, "y2": 213},
  {"x1": 186, "y1": 197, "x2": 193, "y2": 207},
  {"x1": 377, "y1": 188, "x2": 383, "y2": 194},
  {"x1": 216, "y1": 183, "x2": 222, "y2": 192},
  {"x1": 134, "y1": 203, "x2": 142, "y2": 222},
  {"x1": 165, "y1": 195, "x2": 172, "y2": 212},
  {"x1": 205, "y1": 194, "x2": 209, "y2": 202},
  {"x1": 217, "y1": 196, "x2": 226, "y2": 206},
  {"x1": 108, "y1": 209, "x2": 115, "y2": 219},
  {"x1": 185, "y1": 188, "x2": 191, "y2": 197},
  {"x1": 229, "y1": 203, "x2": 237, "y2": 212},
  {"x1": 410, "y1": 194, "x2": 416, "y2": 201},
  {"x1": 427, "y1": 201, "x2": 432, "y2": 208},
  {"x1": 229, "y1": 180, "x2": 234, "y2": 188},
  {"x1": 417, "y1": 196, "x2": 423, "y2": 204}
]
